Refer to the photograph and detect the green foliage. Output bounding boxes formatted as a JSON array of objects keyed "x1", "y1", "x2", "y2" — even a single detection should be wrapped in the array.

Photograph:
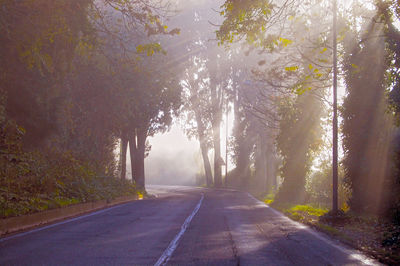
[
  {"x1": 0, "y1": 137, "x2": 136, "y2": 218},
  {"x1": 0, "y1": 0, "x2": 183, "y2": 216},
  {"x1": 136, "y1": 43, "x2": 166, "y2": 56},
  {"x1": 306, "y1": 161, "x2": 350, "y2": 210},
  {"x1": 341, "y1": 14, "x2": 392, "y2": 215},
  {"x1": 0, "y1": 0, "x2": 94, "y2": 148},
  {"x1": 376, "y1": 0, "x2": 400, "y2": 224},
  {"x1": 217, "y1": 0, "x2": 275, "y2": 47}
]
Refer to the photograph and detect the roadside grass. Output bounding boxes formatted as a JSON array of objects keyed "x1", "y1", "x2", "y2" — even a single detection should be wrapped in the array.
[
  {"x1": 1, "y1": 171, "x2": 138, "y2": 219},
  {"x1": 137, "y1": 191, "x2": 145, "y2": 200},
  {"x1": 1, "y1": 187, "x2": 139, "y2": 219},
  {"x1": 259, "y1": 193, "x2": 400, "y2": 265},
  {"x1": 260, "y1": 194, "x2": 400, "y2": 265},
  {"x1": 262, "y1": 193, "x2": 275, "y2": 205},
  {"x1": 261, "y1": 194, "x2": 329, "y2": 223}
]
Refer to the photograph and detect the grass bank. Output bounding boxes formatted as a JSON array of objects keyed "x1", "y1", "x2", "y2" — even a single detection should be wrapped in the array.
[
  {"x1": 261, "y1": 195, "x2": 400, "y2": 265},
  {"x1": 1, "y1": 149, "x2": 138, "y2": 219}
]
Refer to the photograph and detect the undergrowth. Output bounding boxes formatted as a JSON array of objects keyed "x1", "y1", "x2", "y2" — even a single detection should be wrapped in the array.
[
  {"x1": 0, "y1": 119, "x2": 137, "y2": 218},
  {"x1": 0, "y1": 150, "x2": 137, "y2": 218}
]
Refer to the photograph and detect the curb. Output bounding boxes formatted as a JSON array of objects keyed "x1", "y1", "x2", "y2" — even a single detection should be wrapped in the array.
[{"x1": 0, "y1": 195, "x2": 138, "y2": 237}]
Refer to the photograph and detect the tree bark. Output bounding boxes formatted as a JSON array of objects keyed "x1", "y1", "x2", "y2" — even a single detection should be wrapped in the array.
[
  {"x1": 200, "y1": 138, "x2": 213, "y2": 187},
  {"x1": 128, "y1": 130, "x2": 137, "y2": 183},
  {"x1": 194, "y1": 109, "x2": 213, "y2": 186},
  {"x1": 135, "y1": 127, "x2": 146, "y2": 191},
  {"x1": 265, "y1": 136, "x2": 278, "y2": 193},
  {"x1": 119, "y1": 135, "x2": 128, "y2": 180},
  {"x1": 212, "y1": 117, "x2": 222, "y2": 187},
  {"x1": 232, "y1": 84, "x2": 251, "y2": 188},
  {"x1": 210, "y1": 77, "x2": 223, "y2": 187},
  {"x1": 255, "y1": 134, "x2": 267, "y2": 194}
]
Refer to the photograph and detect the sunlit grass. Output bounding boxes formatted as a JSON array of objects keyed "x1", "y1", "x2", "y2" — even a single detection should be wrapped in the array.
[
  {"x1": 137, "y1": 192, "x2": 144, "y2": 200},
  {"x1": 273, "y1": 203, "x2": 329, "y2": 223},
  {"x1": 289, "y1": 205, "x2": 328, "y2": 217},
  {"x1": 262, "y1": 193, "x2": 275, "y2": 205}
]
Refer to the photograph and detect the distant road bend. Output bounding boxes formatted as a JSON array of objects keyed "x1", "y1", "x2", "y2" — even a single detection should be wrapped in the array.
[{"x1": 1, "y1": 185, "x2": 378, "y2": 265}]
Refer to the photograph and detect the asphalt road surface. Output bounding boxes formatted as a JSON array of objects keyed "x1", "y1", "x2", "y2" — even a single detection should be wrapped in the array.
[{"x1": 0, "y1": 185, "x2": 378, "y2": 265}]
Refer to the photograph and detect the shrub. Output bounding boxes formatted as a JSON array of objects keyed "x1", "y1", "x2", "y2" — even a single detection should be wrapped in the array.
[{"x1": 0, "y1": 119, "x2": 136, "y2": 218}]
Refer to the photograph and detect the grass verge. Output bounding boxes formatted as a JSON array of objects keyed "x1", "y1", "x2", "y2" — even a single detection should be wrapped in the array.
[{"x1": 260, "y1": 196, "x2": 400, "y2": 265}]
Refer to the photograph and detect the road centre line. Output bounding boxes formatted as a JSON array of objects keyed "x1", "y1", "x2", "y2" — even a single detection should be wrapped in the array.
[{"x1": 154, "y1": 193, "x2": 204, "y2": 266}]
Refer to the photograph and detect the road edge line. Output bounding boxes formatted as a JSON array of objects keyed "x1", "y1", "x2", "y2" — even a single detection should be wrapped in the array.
[{"x1": 154, "y1": 193, "x2": 204, "y2": 266}]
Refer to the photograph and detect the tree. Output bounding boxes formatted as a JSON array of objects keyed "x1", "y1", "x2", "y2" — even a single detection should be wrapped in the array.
[
  {"x1": 217, "y1": 0, "x2": 332, "y2": 202},
  {"x1": 231, "y1": 74, "x2": 279, "y2": 193},
  {"x1": 0, "y1": 0, "x2": 94, "y2": 148},
  {"x1": 207, "y1": 54, "x2": 226, "y2": 187},
  {"x1": 342, "y1": 3, "x2": 394, "y2": 215},
  {"x1": 275, "y1": 92, "x2": 324, "y2": 203},
  {"x1": 181, "y1": 57, "x2": 214, "y2": 186},
  {"x1": 377, "y1": 0, "x2": 400, "y2": 221},
  {"x1": 175, "y1": 0, "x2": 233, "y2": 187},
  {"x1": 123, "y1": 57, "x2": 181, "y2": 190}
]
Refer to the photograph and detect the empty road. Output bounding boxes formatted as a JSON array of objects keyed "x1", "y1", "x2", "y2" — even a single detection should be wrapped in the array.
[{"x1": 0, "y1": 186, "x2": 377, "y2": 265}]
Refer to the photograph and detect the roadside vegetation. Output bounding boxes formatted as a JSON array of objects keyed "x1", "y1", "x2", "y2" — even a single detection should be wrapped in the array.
[
  {"x1": 0, "y1": 0, "x2": 180, "y2": 218},
  {"x1": 0, "y1": 116, "x2": 137, "y2": 218},
  {"x1": 260, "y1": 194, "x2": 400, "y2": 264}
]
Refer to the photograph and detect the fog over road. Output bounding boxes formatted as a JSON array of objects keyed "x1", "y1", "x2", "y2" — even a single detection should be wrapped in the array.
[{"x1": 1, "y1": 186, "x2": 377, "y2": 265}]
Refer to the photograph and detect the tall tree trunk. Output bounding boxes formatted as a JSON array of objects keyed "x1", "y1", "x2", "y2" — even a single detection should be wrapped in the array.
[
  {"x1": 211, "y1": 79, "x2": 223, "y2": 187},
  {"x1": 129, "y1": 130, "x2": 137, "y2": 183},
  {"x1": 200, "y1": 138, "x2": 213, "y2": 187},
  {"x1": 255, "y1": 134, "x2": 267, "y2": 194},
  {"x1": 212, "y1": 114, "x2": 222, "y2": 187},
  {"x1": 268, "y1": 137, "x2": 278, "y2": 192},
  {"x1": 194, "y1": 109, "x2": 213, "y2": 186},
  {"x1": 232, "y1": 84, "x2": 251, "y2": 188},
  {"x1": 135, "y1": 127, "x2": 146, "y2": 191},
  {"x1": 119, "y1": 135, "x2": 128, "y2": 180},
  {"x1": 234, "y1": 86, "x2": 239, "y2": 130},
  {"x1": 265, "y1": 140, "x2": 274, "y2": 192}
]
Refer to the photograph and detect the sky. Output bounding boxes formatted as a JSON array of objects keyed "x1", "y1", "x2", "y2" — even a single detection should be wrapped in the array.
[
  {"x1": 144, "y1": 125, "x2": 200, "y2": 185},
  {"x1": 143, "y1": 108, "x2": 235, "y2": 185}
]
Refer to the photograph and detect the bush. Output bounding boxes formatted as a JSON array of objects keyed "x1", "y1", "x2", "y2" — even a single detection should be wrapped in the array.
[
  {"x1": 0, "y1": 119, "x2": 136, "y2": 218},
  {"x1": 306, "y1": 163, "x2": 350, "y2": 210}
]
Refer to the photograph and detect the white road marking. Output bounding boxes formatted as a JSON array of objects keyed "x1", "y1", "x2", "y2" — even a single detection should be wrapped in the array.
[
  {"x1": 0, "y1": 202, "x2": 131, "y2": 243},
  {"x1": 154, "y1": 193, "x2": 204, "y2": 266},
  {"x1": 247, "y1": 193, "x2": 379, "y2": 266}
]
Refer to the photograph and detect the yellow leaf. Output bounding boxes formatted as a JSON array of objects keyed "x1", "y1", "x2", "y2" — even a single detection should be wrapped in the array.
[
  {"x1": 285, "y1": 66, "x2": 299, "y2": 72},
  {"x1": 279, "y1": 37, "x2": 293, "y2": 47}
]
